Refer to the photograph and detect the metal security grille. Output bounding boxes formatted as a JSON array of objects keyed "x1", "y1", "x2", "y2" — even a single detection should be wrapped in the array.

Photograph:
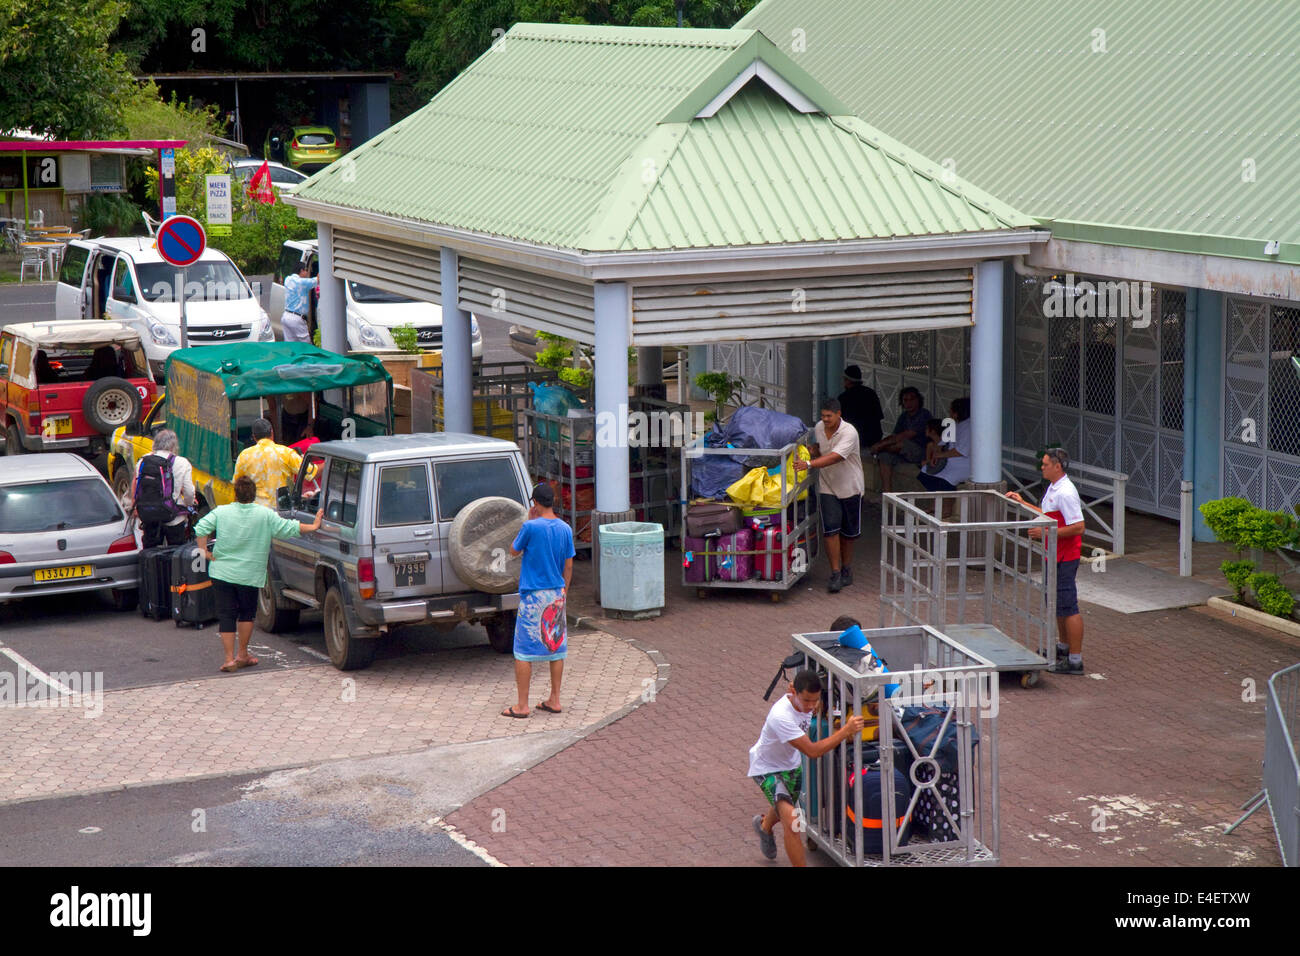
[
  {"x1": 705, "y1": 340, "x2": 788, "y2": 409},
  {"x1": 1223, "y1": 298, "x2": 1300, "y2": 510},
  {"x1": 1012, "y1": 275, "x2": 1185, "y2": 518},
  {"x1": 847, "y1": 328, "x2": 970, "y2": 431},
  {"x1": 332, "y1": 229, "x2": 441, "y2": 302}
]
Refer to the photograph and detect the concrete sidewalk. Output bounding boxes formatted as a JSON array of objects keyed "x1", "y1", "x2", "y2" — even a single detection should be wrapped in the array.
[
  {"x1": 446, "y1": 533, "x2": 1295, "y2": 866},
  {"x1": 0, "y1": 629, "x2": 655, "y2": 805}
]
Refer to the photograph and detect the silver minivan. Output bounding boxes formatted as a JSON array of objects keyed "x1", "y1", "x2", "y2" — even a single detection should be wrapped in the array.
[
  {"x1": 258, "y1": 433, "x2": 530, "y2": 670},
  {"x1": 0, "y1": 454, "x2": 139, "y2": 608}
]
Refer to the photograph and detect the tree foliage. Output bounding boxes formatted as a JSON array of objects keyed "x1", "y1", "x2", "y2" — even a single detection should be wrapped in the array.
[{"x1": 0, "y1": 0, "x2": 136, "y2": 137}]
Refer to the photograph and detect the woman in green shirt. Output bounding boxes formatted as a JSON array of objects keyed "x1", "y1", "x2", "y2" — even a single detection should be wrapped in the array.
[{"x1": 195, "y1": 476, "x2": 322, "y2": 673}]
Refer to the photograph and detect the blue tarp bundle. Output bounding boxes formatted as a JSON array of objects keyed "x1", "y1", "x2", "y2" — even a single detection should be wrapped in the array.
[{"x1": 689, "y1": 406, "x2": 809, "y2": 499}]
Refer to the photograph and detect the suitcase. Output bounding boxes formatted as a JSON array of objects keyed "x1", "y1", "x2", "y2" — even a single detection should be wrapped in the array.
[
  {"x1": 169, "y1": 545, "x2": 217, "y2": 629},
  {"x1": 685, "y1": 501, "x2": 741, "y2": 537},
  {"x1": 138, "y1": 546, "x2": 178, "y2": 621},
  {"x1": 755, "y1": 529, "x2": 817, "y2": 582},
  {"x1": 683, "y1": 530, "x2": 755, "y2": 583},
  {"x1": 682, "y1": 534, "x2": 713, "y2": 583},
  {"x1": 914, "y1": 770, "x2": 963, "y2": 840},
  {"x1": 845, "y1": 765, "x2": 912, "y2": 854}
]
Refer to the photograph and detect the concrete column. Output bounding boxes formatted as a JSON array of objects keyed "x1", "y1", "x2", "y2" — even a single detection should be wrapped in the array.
[
  {"x1": 439, "y1": 247, "x2": 474, "y2": 434},
  {"x1": 971, "y1": 259, "x2": 1005, "y2": 484},
  {"x1": 784, "y1": 340, "x2": 815, "y2": 424},
  {"x1": 594, "y1": 282, "x2": 631, "y2": 513},
  {"x1": 316, "y1": 224, "x2": 346, "y2": 355}
]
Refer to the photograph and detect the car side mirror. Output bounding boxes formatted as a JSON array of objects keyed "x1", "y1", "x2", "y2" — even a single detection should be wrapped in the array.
[
  {"x1": 124, "y1": 420, "x2": 142, "y2": 436},
  {"x1": 276, "y1": 485, "x2": 293, "y2": 511}
]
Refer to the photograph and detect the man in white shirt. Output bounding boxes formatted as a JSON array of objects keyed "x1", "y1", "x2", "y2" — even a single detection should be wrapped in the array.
[
  {"x1": 749, "y1": 669, "x2": 865, "y2": 866},
  {"x1": 281, "y1": 262, "x2": 317, "y2": 343},
  {"x1": 794, "y1": 398, "x2": 863, "y2": 593},
  {"x1": 1006, "y1": 447, "x2": 1087, "y2": 675}
]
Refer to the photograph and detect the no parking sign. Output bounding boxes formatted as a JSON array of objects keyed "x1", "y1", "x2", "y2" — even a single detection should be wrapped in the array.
[{"x1": 156, "y1": 216, "x2": 206, "y2": 348}]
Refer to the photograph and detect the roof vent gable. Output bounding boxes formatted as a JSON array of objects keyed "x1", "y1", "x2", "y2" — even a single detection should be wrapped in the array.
[{"x1": 695, "y1": 60, "x2": 820, "y2": 118}]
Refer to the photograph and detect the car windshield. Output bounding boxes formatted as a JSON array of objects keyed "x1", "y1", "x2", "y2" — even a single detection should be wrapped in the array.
[
  {"x1": 298, "y1": 134, "x2": 334, "y2": 146},
  {"x1": 348, "y1": 281, "x2": 411, "y2": 304},
  {"x1": 136, "y1": 261, "x2": 252, "y2": 302},
  {"x1": 0, "y1": 478, "x2": 123, "y2": 533}
]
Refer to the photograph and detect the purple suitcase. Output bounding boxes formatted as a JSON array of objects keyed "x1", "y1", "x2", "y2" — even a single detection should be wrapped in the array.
[
  {"x1": 683, "y1": 530, "x2": 755, "y2": 583},
  {"x1": 683, "y1": 534, "x2": 712, "y2": 583}
]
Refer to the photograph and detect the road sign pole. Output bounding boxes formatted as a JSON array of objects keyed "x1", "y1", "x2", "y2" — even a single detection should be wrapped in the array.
[{"x1": 178, "y1": 268, "x2": 189, "y2": 349}]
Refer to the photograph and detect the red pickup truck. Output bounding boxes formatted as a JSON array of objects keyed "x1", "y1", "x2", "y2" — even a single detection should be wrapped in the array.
[{"x1": 1, "y1": 321, "x2": 156, "y2": 459}]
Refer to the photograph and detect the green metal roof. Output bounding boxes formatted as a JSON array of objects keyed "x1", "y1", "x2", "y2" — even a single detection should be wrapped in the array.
[
  {"x1": 292, "y1": 23, "x2": 1036, "y2": 253},
  {"x1": 739, "y1": 0, "x2": 1300, "y2": 265}
]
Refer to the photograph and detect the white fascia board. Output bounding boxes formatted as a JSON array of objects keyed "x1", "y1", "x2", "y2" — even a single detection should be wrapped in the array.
[
  {"x1": 1028, "y1": 237, "x2": 1300, "y2": 301},
  {"x1": 288, "y1": 195, "x2": 1047, "y2": 285},
  {"x1": 695, "y1": 61, "x2": 820, "y2": 118}
]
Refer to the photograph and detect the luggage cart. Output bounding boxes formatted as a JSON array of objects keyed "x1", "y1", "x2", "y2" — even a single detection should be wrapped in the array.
[
  {"x1": 792, "y1": 626, "x2": 999, "y2": 866},
  {"x1": 880, "y1": 490, "x2": 1058, "y2": 688},
  {"x1": 680, "y1": 434, "x2": 818, "y2": 600}
]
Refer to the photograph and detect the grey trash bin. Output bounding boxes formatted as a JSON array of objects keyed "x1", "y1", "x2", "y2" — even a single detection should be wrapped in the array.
[{"x1": 598, "y1": 521, "x2": 664, "y2": 617}]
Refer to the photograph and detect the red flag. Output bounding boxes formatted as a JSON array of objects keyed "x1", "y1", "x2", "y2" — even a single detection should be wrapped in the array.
[{"x1": 248, "y1": 161, "x2": 275, "y2": 204}]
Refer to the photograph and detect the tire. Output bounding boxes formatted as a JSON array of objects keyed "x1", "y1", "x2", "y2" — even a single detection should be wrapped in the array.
[
  {"x1": 109, "y1": 588, "x2": 139, "y2": 612},
  {"x1": 4, "y1": 423, "x2": 24, "y2": 456},
  {"x1": 111, "y1": 458, "x2": 132, "y2": 508},
  {"x1": 484, "y1": 610, "x2": 516, "y2": 654},
  {"x1": 256, "y1": 575, "x2": 300, "y2": 633},
  {"x1": 323, "y1": 586, "x2": 374, "y2": 671},
  {"x1": 447, "y1": 497, "x2": 526, "y2": 593},
  {"x1": 83, "y1": 377, "x2": 142, "y2": 435}
]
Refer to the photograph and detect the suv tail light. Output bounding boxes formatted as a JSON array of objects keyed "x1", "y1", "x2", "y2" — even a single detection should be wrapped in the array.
[
  {"x1": 108, "y1": 534, "x2": 138, "y2": 554},
  {"x1": 358, "y1": 558, "x2": 376, "y2": 599},
  {"x1": 0, "y1": 551, "x2": 14, "y2": 564}
]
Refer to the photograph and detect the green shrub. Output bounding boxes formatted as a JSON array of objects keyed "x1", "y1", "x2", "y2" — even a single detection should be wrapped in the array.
[
  {"x1": 81, "y1": 193, "x2": 142, "y2": 236},
  {"x1": 694, "y1": 371, "x2": 745, "y2": 422},
  {"x1": 1247, "y1": 572, "x2": 1296, "y2": 619},
  {"x1": 391, "y1": 323, "x2": 420, "y2": 354},
  {"x1": 1220, "y1": 560, "x2": 1256, "y2": 601},
  {"x1": 1199, "y1": 496, "x2": 1299, "y2": 552}
]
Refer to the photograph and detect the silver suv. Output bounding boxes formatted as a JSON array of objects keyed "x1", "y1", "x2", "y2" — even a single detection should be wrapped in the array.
[{"x1": 256, "y1": 433, "x2": 530, "y2": 670}]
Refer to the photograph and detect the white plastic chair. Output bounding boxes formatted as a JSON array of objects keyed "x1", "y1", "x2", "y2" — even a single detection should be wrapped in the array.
[{"x1": 19, "y1": 244, "x2": 45, "y2": 282}]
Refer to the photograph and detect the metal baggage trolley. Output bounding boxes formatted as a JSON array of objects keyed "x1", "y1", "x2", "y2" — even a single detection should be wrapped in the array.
[
  {"x1": 792, "y1": 627, "x2": 999, "y2": 866},
  {"x1": 880, "y1": 490, "x2": 1058, "y2": 688}
]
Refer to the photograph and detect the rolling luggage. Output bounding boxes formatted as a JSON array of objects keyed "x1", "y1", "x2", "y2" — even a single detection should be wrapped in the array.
[
  {"x1": 683, "y1": 529, "x2": 755, "y2": 583},
  {"x1": 685, "y1": 501, "x2": 741, "y2": 538},
  {"x1": 138, "y1": 545, "x2": 178, "y2": 621},
  {"x1": 844, "y1": 765, "x2": 912, "y2": 854},
  {"x1": 169, "y1": 545, "x2": 217, "y2": 629},
  {"x1": 755, "y1": 529, "x2": 817, "y2": 582}
]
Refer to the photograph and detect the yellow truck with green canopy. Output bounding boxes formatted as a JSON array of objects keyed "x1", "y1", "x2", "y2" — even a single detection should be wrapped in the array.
[{"x1": 107, "y1": 342, "x2": 393, "y2": 511}]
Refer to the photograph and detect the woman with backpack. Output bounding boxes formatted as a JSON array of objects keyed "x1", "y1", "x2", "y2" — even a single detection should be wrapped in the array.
[{"x1": 131, "y1": 429, "x2": 195, "y2": 547}]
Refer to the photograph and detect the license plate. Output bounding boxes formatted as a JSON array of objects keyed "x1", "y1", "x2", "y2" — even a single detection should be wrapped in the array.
[
  {"x1": 34, "y1": 564, "x2": 94, "y2": 583},
  {"x1": 43, "y1": 416, "x2": 72, "y2": 436},
  {"x1": 394, "y1": 560, "x2": 426, "y2": 588}
]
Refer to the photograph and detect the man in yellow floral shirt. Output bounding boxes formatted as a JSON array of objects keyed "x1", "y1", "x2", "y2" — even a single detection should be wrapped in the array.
[{"x1": 233, "y1": 418, "x2": 307, "y2": 508}]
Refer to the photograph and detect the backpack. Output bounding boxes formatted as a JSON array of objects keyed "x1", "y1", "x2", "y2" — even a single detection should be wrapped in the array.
[{"x1": 134, "y1": 454, "x2": 183, "y2": 524}]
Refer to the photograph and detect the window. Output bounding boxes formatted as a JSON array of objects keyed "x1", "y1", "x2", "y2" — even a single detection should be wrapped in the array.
[
  {"x1": 12, "y1": 341, "x2": 32, "y2": 381},
  {"x1": 111, "y1": 258, "x2": 135, "y2": 302},
  {"x1": 348, "y1": 281, "x2": 411, "y2": 304},
  {"x1": 324, "y1": 459, "x2": 361, "y2": 526},
  {"x1": 270, "y1": 166, "x2": 306, "y2": 185},
  {"x1": 278, "y1": 245, "x2": 305, "y2": 283},
  {"x1": 0, "y1": 478, "x2": 122, "y2": 533},
  {"x1": 433, "y1": 458, "x2": 524, "y2": 522},
  {"x1": 298, "y1": 133, "x2": 334, "y2": 146},
  {"x1": 377, "y1": 465, "x2": 432, "y2": 526},
  {"x1": 0, "y1": 335, "x2": 11, "y2": 371},
  {"x1": 59, "y1": 245, "x2": 88, "y2": 287},
  {"x1": 136, "y1": 260, "x2": 251, "y2": 302},
  {"x1": 297, "y1": 452, "x2": 327, "y2": 512}
]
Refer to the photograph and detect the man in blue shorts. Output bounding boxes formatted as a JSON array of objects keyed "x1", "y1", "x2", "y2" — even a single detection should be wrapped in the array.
[
  {"x1": 501, "y1": 483, "x2": 575, "y2": 718},
  {"x1": 794, "y1": 398, "x2": 863, "y2": 592},
  {"x1": 749, "y1": 669, "x2": 865, "y2": 866}
]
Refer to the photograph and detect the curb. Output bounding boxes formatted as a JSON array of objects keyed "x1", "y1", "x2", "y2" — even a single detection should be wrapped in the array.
[{"x1": 1206, "y1": 596, "x2": 1300, "y2": 639}]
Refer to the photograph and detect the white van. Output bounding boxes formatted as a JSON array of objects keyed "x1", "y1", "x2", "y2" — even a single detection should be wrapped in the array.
[
  {"x1": 55, "y1": 237, "x2": 274, "y2": 378},
  {"x1": 271, "y1": 240, "x2": 482, "y2": 356}
]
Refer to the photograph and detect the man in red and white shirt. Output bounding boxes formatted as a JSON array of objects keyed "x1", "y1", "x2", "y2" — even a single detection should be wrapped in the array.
[{"x1": 1006, "y1": 447, "x2": 1086, "y2": 675}]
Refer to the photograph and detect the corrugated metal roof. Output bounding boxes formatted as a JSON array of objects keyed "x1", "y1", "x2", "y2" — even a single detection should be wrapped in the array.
[
  {"x1": 617, "y1": 84, "x2": 1032, "y2": 249},
  {"x1": 739, "y1": 0, "x2": 1300, "y2": 265},
  {"x1": 293, "y1": 23, "x2": 1037, "y2": 253}
]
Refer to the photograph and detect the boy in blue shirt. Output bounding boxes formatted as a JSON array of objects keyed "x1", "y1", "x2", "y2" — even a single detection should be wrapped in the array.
[{"x1": 501, "y1": 483, "x2": 575, "y2": 718}]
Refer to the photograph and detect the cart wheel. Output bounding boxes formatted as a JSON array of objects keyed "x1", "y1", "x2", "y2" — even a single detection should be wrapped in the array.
[
  {"x1": 770, "y1": 592, "x2": 782, "y2": 603},
  {"x1": 1020, "y1": 671, "x2": 1040, "y2": 688},
  {"x1": 697, "y1": 588, "x2": 707, "y2": 599}
]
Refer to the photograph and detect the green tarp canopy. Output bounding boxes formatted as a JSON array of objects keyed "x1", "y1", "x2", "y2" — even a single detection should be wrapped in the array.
[{"x1": 166, "y1": 342, "x2": 390, "y2": 399}]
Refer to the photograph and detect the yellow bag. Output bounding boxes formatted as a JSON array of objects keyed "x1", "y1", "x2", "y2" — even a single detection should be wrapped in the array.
[{"x1": 726, "y1": 445, "x2": 812, "y2": 508}]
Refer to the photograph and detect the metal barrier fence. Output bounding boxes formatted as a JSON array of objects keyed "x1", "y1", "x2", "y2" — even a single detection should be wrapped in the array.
[
  {"x1": 1002, "y1": 444, "x2": 1128, "y2": 556},
  {"x1": 881, "y1": 490, "x2": 1057, "y2": 686},
  {"x1": 792, "y1": 627, "x2": 999, "y2": 866},
  {"x1": 1228, "y1": 662, "x2": 1300, "y2": 866}
]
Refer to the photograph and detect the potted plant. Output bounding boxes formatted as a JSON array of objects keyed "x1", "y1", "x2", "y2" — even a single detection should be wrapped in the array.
[
  {"x1": 694, "y1": 371, "x2": 745, "y2": 425},
  {"x1": 1200, "y1": 496, "x2": 1300, "y2": 621}
]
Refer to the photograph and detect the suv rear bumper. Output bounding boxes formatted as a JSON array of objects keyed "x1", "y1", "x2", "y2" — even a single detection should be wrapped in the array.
[{"x1": 369, "y1": 591, "x2": 520, "y2": 626}]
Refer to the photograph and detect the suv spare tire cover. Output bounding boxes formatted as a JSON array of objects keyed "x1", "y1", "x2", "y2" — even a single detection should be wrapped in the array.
[
  {"x1": 83, "y1": 377, "x2": 142, "y2": 434},
  {"x1": 448, "y1": 497, "x2": 527, "y2": 594}
]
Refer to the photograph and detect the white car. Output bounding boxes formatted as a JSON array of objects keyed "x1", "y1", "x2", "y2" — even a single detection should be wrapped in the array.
[
  {"x1": 271, "y1": 239, "x2": 483, "y2": 356},
  {"x1": 229, "y1": 158, "x2": 308, "y2": 192},
  {"x1": 55, "y1": 237, "x2": 273, "y2": 378}
]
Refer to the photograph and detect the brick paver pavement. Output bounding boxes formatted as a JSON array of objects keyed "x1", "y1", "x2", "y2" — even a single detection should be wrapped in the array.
[
  {"x1": 447, "y1": 528, "x2": 1295, "y2": 866},
  {"x1": 0, "y1": 629, "x2": 655, "y2": 804}
]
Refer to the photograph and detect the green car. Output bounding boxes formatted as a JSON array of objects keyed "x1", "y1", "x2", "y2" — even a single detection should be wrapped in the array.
[{"x1": 264, "y1": 125, "x2": 344, "y2": 173}]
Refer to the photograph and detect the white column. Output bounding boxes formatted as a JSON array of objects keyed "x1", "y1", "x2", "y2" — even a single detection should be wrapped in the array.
[
  {"x1": 316, "y1": 224, "x2": 346, "y2": 354},
  {"x1": 594, "y1": 282, "x2": 631, "y2": 513},
  {"x1": 439, "y1": 247, "x2": 474, "y2": 434},
  {"x1": 971, "y1": 259, "x2": 1005, "y2": 483}
]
